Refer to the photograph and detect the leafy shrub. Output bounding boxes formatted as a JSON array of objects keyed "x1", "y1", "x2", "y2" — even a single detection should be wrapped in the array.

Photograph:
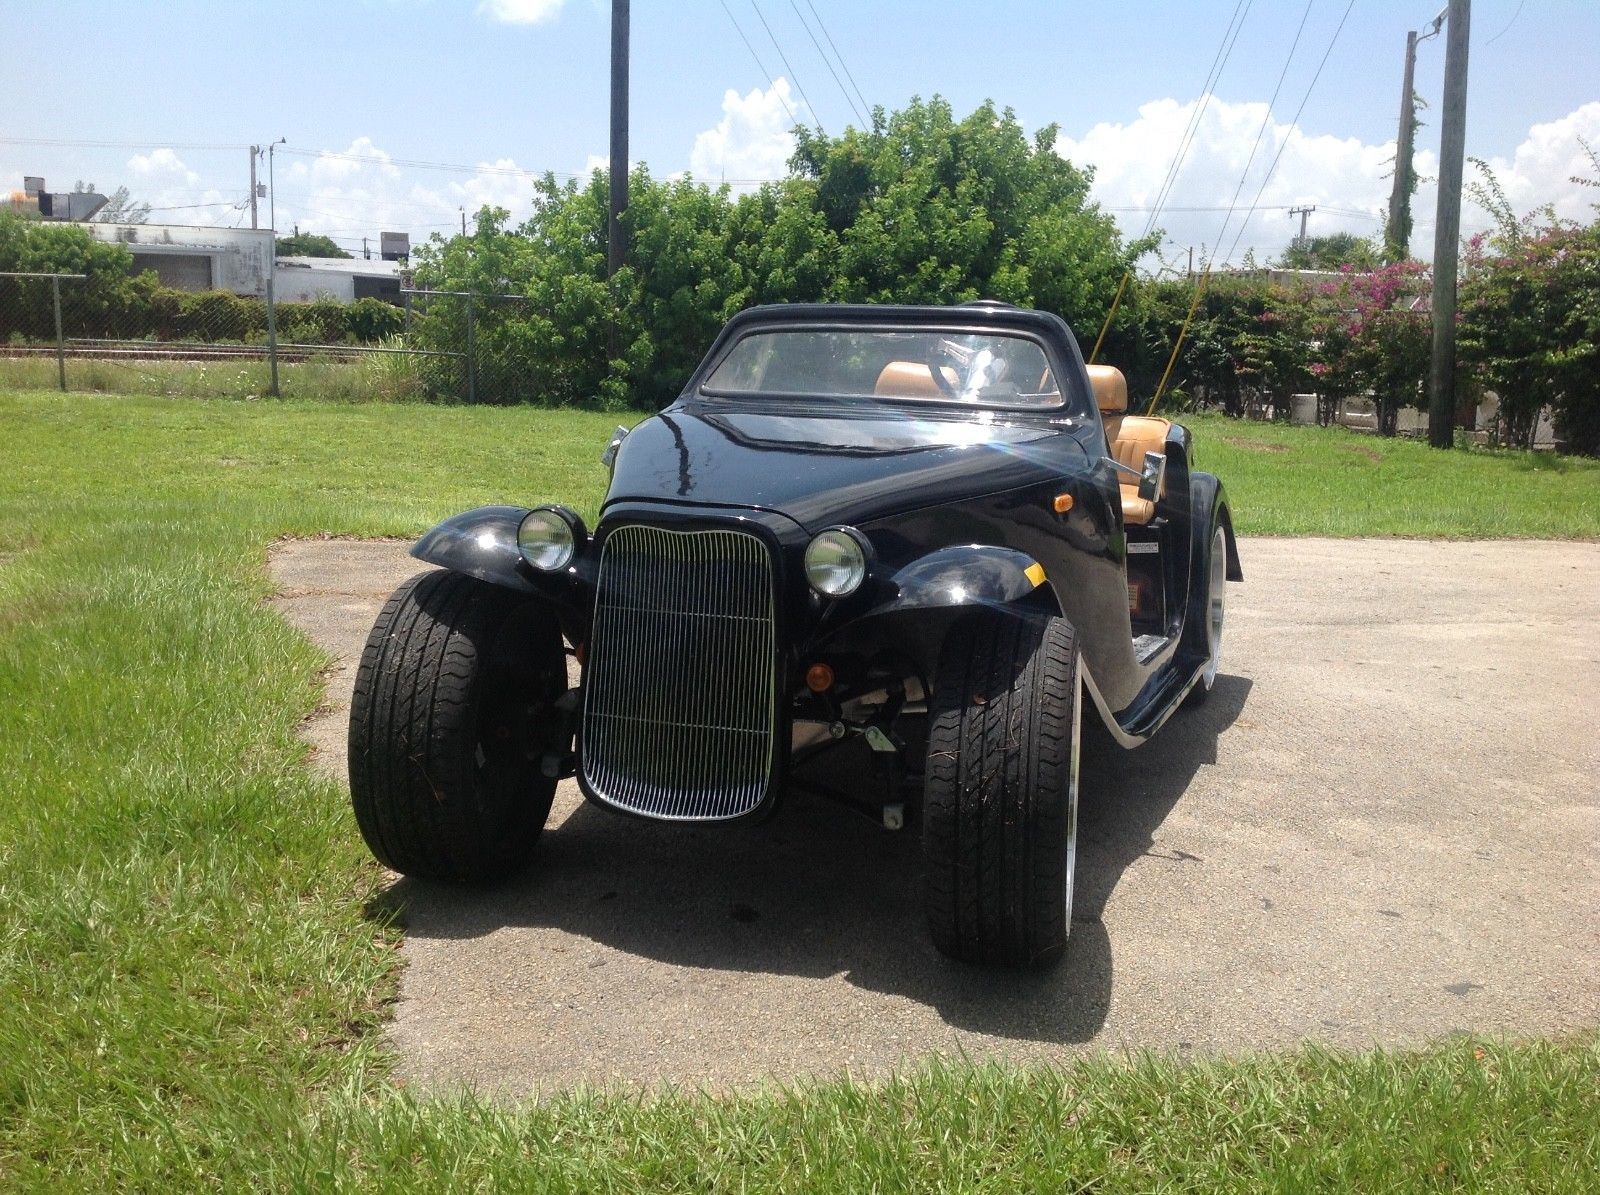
[
  {"x1": 345, "y1": 297, "x2": 405, "y2": 343},
  {"x1": 177, "y1": 290, "x2": 264, "y2": 342},
  {"x1": 1461, "y1": 221, "x2": 1600, "y2": 452},
  {"x1": 276, "y1": 298, "x2": 351, "y2": 344}
]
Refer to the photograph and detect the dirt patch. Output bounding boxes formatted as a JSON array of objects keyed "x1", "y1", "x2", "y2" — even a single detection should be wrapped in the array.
[
  {"x1": 1221, "y1": 436, "x2": 1290, "y2": 454},
  {"x1": 1344, "y1": 444, "x2": 1385, "y2": 463},
  {"x1": 269, "y1": 537, "x2": 1600, "y2": 1095}
]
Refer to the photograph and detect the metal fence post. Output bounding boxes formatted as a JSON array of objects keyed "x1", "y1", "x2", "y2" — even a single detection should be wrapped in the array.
[
  {"x1": 51, "y1": 273, "x2": 66, "y2": 392},
  {"x1": 465, "y1": 295, "x2": 477, "y2": 405},
  {"x1": 265, "y1": 269, "x2": 281, "y2": 398}
]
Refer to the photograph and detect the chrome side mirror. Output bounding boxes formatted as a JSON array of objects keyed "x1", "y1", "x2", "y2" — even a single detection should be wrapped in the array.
[
  {"x1": 600, "y1": 424, "x2": 629, "y2": 470},
  {"x1": 1138, "y1": 451, "x2": 1166, "y2": 503}
]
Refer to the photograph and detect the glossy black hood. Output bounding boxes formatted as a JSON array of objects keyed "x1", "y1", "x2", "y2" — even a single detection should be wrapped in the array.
[{"x1": 604, "y1": 399, "x2": 1089, "y2": 531}]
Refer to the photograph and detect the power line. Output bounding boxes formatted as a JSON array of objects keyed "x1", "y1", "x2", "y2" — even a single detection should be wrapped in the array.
[
  {"x1": 717, "y1": 0, "x2": 800, "y2": 127},
  {"x1": 142, "y1": 200, "x2": 245, "y2": 213},
  {"x1": 1109, "y1": 203, "x2": 1299, "y2": 213},
  {"x1": 1142, "y1": 0, "x2": 1255, "y2": 238},
  {"x1": 1208, "y1": 0, "x2": 1316, "y2": 262},
  {"x1": 1485, "y1": 0, "x2": 1526, "y2": 45},
  {"x1": 802, "y1": 0, "x2": 871, "y2": 119},
  {"x1": 1221, "y1": 0, "x2": 1358, "y2": 264},
  {"x1": 748, "y1": 0, "x2": 824, "y2": 133},
  {"x1": 789, "y1": 0, "x2": 867, "y2": 128},
  {"x1": 277, "y1": 145, "x2": 578, "y2": 180}
]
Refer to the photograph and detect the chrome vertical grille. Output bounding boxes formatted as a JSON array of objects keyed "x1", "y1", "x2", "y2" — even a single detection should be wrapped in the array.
[{"x1": 581, "y1": 524, "x2": 778, "y2": 820}]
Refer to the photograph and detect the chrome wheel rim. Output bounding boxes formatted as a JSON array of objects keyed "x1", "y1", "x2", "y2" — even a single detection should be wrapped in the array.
[{"x1": 1203, "y1": 524, "x2": 1226, "y2": 687}]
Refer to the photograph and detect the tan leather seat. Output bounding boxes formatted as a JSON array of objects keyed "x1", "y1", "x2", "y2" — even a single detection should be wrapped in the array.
[
  {"x1": 875, "y1": 360, "x2": 959, "y2": 399},
  {"x1": 1090, "y1": 364, "x2": 1170, "y2": 526}
]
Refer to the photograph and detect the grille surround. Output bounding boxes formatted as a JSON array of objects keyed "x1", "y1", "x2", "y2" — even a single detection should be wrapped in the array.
[{"x1": 580, "y1": 523, "x2": 780, "y2": 821}]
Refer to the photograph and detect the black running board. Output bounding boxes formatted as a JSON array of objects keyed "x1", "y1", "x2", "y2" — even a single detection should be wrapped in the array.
[{"x1": 1082, "y1": 655, "x2": 1206, "y2": 749}]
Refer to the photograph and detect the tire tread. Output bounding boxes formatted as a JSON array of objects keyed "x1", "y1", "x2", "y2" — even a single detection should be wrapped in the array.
[
  {"x1": 348, "y1": 569, "x2": 557, "y2": 882},
  {"x1": 923, "y1": 612, "x2": 1078, "y2": 966}
]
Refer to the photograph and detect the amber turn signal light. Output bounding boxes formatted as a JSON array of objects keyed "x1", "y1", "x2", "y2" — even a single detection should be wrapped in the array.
[
  {"x1": 805, "y1": 662, "x2": 835, "y2": 693},
  {"x1": 1052, "y1": 493, "x2": 1074, "y2": 514}
]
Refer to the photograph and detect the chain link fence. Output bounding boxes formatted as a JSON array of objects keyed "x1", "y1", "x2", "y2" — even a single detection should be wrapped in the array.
[{"x1": 0, "y1": 271, "x2": 538, "y2": 403}]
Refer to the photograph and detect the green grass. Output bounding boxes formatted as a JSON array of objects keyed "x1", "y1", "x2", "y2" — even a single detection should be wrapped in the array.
[
  {"x1": 1187, "y1": 413, "x2": 1600, "y2": 538},
  {"x1": 0, "y1": 350, "x2": 427, "y2": 403},
  {"x1": 0, "y1": 389, "x2": 1596, "y2": 1188}
]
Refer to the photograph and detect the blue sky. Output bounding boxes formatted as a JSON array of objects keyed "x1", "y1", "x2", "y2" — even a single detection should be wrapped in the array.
[{"x1": 6, "y1": 0, "x2": 1598, "y2": 264}]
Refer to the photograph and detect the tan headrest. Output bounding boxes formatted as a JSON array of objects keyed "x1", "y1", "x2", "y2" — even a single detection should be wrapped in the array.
[
  {"x1": 1087, "y1": 364, "x2": 1127, "y2": 414},
  {"x1": 875, "y1": 361, "x2": 957, "y2": 399}
]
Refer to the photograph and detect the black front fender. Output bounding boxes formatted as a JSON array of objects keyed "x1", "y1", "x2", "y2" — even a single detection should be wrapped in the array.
[
  {"x1": 819, "y1": 544, "x2": 1064, "y2": 681},
  {"x1": 867, "y1": 545, "x2": 1059, "y2": 619},
  {"x1": 410, "y1": 505, "x2": 543, "y2": 594}
]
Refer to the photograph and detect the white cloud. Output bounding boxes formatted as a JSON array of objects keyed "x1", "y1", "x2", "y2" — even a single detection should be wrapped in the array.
[
  {"x1": 477, "y1": 0, "x2": 565, "y2": 24},
  {"x1": 689, "y1": 79, "x2": 804, "y2": 188},
  {"x1": 1055, "y1": 96, "x2": 1600, "y2": 267},
  {"x1": 294, "y1": 137, "x2": 401, "y2": 183},
  {"x1": 126, "y1": 147, "x2": 199, "y2": 186},
  {"x1": 266, "y1": 137, "x2": 543, "y2": 249},
  {"x1": 1472, "y1": 101, "x2": 1600, "y2": 227}
]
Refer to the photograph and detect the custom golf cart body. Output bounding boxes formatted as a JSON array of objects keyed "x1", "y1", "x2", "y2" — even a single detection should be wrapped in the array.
[{"x1": 351, "y1": 301, "x2": 1240, "y2": 966}]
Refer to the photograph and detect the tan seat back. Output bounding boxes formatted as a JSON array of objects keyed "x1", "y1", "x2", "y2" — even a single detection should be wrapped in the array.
[
  {"x1": 1088, "y1": 364, "x2": 1127, "y2": 415},
  {"x1": 875, "y1": 361, "x2": 958, "y2": 399},
  {"x1": 1091, "y1": 362, "x2": 1170, "y2": 525},
  {"x1": 1109, "y1": 415, "x2": 1169, "y2": 473}
]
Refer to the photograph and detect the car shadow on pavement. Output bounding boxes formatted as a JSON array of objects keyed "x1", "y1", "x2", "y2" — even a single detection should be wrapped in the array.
[{"x1": 381, "y1": 674, "x2": 1252, "y2": 1046}]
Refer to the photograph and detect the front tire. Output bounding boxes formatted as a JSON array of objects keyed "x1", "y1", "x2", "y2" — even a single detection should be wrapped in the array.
[
  {"x1": 922, "y1": 613, "x2": 1081, "y2": 967},
  {"x1": 348, "y1": 569, "x2": 568, "y2": 883},
  {"x1": 1185, "y1": 519, "x2": 1228, "y2": 706}
]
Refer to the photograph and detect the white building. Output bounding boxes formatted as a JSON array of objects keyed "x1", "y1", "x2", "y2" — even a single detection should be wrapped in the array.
[
  {"x1": 85, "y1": 223, "x2": 403, "y2": 302},
  {"x1": 88, "y1": 223, "x2": 273, "y2": 296},
  {"x1": 274, "y1": 255, "x2": 403, "y2": 302}
]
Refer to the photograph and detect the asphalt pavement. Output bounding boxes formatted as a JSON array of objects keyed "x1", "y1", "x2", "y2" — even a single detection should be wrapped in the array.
[{"x1": 269, "y1": 536, "x2": 1599, "y2": 1094}]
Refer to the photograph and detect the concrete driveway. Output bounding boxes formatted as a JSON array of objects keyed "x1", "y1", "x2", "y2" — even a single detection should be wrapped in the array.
[{"x1": 270, "y1": 537, "x2": 1599, "y2": 1093}]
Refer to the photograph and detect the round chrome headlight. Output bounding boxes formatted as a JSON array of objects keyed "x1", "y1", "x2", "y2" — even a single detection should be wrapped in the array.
[
  {"x1": 517, "y1": 508, "x2": 577, "y2": 572},
  {"x1": 804, "y1": 528, "x2": 869, "y2": 598}
]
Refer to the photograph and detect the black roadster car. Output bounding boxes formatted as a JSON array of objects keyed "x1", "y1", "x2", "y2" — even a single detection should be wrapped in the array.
[{"x1": 349, "y1": 301, "x2": 1240, "y2": 966}]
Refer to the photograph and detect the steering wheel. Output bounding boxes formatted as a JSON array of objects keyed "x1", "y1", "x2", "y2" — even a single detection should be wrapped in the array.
[{"x1": 924, "y1": 346, "x2": 961, "y2": 397}]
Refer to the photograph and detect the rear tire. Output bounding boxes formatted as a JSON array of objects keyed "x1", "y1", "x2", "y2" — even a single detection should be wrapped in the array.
[
  {"x1": 348, "y1": 569, "x2": 567, "y2": 883},
  {"x1": 922, "y1": 612, "x2": 1081, "y2": 967}
]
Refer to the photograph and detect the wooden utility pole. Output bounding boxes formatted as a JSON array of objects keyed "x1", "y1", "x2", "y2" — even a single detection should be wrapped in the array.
[
  {"x1": 1387, "y1": 13, "x2": 1444, "y2": 262},
  {"x1": 1428, "y1": 0, "x2": 1471, "y2": 449},
  {"x1": 1386, "y1": 32, "x2": 1418, "y2": 259},
  {"x1": 608, "y1": 0, "x2": 630, "y2": 281}
]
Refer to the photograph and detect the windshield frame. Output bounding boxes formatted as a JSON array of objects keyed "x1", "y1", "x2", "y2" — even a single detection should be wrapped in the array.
[{"x1": 695, "y1": 319, "x2": 1088, "y2": 417}]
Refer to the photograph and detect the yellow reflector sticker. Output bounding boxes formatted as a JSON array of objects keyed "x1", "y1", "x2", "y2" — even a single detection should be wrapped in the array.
[{"x1": 1024, "y1": 562, "x2": 1047, "y2": 588}]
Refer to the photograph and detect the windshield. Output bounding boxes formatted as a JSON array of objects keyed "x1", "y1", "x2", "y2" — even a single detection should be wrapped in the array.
[{"x1": 702, "y1": 328, "x2": 1063, "y2": 410}]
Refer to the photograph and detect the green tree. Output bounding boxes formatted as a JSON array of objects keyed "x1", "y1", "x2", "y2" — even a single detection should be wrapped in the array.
[
  {"x1": 407, "y1": 96, "x2": 1152, "y2": 408},
  {"x1": 1277, "y1": 232, "x2": 1381, "y2": 271},
  {"x1": 0, "y1": 209, "x2": 153, "y2": 341},
  {"x1": 276, "y1": 232, "x2": 352, "y2": 258},
  {"x1": 1461, "y1": 222, "x2": 1600, "y2": 452},
  {"x1": 1460, "y1": 157, "x2": 1600, "y2": 454},
  {"x1": 1338, "y1": 262, "x2": 1433, "y2": 436},
  {"x1": 75, "y1": 181, "x2": 152, "y2": 224},
  {"x1": 789, "y1": 97, "x2": 1149, "y2": 325}
]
